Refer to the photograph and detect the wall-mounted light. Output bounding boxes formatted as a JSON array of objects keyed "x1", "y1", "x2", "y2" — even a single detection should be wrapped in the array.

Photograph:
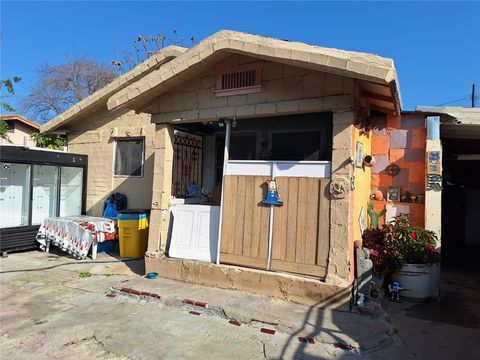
[
  {"x1": 363, "y1": 155, "x2": 376, "y2": 168},
  {"x1": 232, "y1": 117, "x2": 238, "y2": 128},
  {"x1": 218, "y1": 118, "x2": 225, "y2": 127}
]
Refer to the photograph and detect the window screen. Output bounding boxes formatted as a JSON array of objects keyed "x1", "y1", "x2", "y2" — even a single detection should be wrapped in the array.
[
  {"x1": 214, "y1": 113, "x2": 333, "y2": 183},
  {"x1": 115, "y1": 139, "x2": 144, "y2": 176}
]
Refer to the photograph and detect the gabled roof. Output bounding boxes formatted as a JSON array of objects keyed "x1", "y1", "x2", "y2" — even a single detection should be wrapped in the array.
[
  {"x1": 0, "y1": 114, "x2": 40, "y2": 130},
  {"x1": 107, "y1": 30, "x2": 402, "y2": 113},
  {"x1": 40, "y1": 46, "x2": 187, "y2": 133}
]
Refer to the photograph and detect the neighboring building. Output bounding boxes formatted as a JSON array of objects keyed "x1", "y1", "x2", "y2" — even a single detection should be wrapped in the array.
[
  {"x1": 0, "y1": 114, "x2": 40, "y2": 146},
  {"x1": 415, "y1": 107, "x2": 480, "y2": 270},
  {"x1": 42, "y1": 30, "x2": 403, "y2": 308}
]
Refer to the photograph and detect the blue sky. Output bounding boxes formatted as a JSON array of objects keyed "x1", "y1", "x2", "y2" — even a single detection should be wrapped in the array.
[{"x1": 1, "y1": 1, "x2": 479, "y2": 120}]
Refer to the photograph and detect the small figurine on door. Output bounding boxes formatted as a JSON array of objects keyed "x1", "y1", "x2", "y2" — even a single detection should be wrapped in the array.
[{"x1": 262, "y1": 180, "x2": 283, "y2": 206}]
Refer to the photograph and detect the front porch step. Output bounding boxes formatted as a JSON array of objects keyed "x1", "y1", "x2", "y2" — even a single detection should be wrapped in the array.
[{"x1": 145, "y1": 255, "x2": 351, "y2": 309}]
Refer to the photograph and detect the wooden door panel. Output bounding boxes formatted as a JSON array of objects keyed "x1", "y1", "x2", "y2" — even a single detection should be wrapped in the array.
[
  {"x1": 220, "y1": 175, "x2": 270, "y2": 269},
  {"x1": 271, "y1": 177, "x2": 330, "y2": 278},
  {"x1": 220, "y1": 175, "x2": 330, "y2": 278}
]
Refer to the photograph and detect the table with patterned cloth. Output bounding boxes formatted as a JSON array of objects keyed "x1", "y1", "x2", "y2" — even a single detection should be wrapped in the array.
[{"x1": 36, "y1": 216, "x2": 116, "y2": 259}]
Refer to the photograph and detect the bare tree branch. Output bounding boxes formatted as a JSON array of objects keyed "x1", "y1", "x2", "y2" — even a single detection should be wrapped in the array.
[
  {"x1": 112, "y1": 30, "x2": 195, "y2": 72},
  {"x1": 21, "y1": 59, "x2": 116, "y2": 122}
]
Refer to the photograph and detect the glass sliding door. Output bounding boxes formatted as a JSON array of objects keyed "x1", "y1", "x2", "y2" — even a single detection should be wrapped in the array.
[
  {"x1": 60, "y1": 167, "x2": 83, "y2": 217},
  {"x1": 0, "y1": 163, "x2": 31, "y2": 228},
  {"x1": 32, "y1": 165, "x2": 59, "y2": 225}
]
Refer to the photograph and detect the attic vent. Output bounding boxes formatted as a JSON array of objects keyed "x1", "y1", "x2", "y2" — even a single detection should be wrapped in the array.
[{"x1": 215, "y1": 62, "x2": 263, "y2": 97}]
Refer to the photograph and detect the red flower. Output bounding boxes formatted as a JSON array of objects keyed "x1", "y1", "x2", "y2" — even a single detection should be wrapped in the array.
[
  {"x1": 409, "y1": 232, "x2": 417, "y2": 240},
  {"x1": 427, "y1": 243, "x2": 435, "y2": 252}
]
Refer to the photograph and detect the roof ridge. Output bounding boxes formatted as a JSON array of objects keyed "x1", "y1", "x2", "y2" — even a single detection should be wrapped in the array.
[{"x1": 107, "y1": 29, "x2": 400, "y2": 112}]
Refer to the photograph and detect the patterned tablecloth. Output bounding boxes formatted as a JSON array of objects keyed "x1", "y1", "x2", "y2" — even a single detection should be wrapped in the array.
[{"x1": 36, "y1": 216, "x2": 116, "y2": 259}]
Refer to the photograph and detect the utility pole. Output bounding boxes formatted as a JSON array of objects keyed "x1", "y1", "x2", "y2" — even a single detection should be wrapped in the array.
[{"x1": 473, "y1": 83, "x2": 476, "y2": 108}]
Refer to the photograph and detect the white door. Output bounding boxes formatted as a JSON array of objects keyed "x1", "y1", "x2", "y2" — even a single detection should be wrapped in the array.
[{"x1": 169, "y1": 204, "x2": 220, "y2": 263}]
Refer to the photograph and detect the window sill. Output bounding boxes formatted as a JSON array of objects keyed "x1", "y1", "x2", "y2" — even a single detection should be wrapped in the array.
[
  {"x1": 113, "y1": 175, "x2": 144, "y2": 179},
  {"x1": 214, "y1": 85, "x2": 262, "y2": 97}
]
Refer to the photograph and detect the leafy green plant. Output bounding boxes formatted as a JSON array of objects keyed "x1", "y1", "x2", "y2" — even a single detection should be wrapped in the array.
[
  {"x1": 1, "y1": 76, "x2": 22, "y2": 112},
  {"x1": 363, "y1": 214, "x2": 440, "y2": 276},
  {"x1": 30, "y1": 132, "x2": 66, "y2": 150},
  {"x1": 79, "y1": 271, "x2": 92, "y2": 278},
  {"x1": 367, "y1": 201, "x2": 386, "y2": 230},
  {"x1": 0, "y1": 120, "x2": 12, "y2": 143}
]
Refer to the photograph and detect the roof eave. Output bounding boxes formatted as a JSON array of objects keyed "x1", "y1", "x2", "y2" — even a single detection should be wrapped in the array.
[{"x1": 0, "y1": 114, "x2": 41, "y2": 130}]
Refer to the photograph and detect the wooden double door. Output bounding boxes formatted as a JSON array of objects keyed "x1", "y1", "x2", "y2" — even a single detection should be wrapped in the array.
[{"x1": 220, "y1": 175, "x2": 330, "y2": 278}]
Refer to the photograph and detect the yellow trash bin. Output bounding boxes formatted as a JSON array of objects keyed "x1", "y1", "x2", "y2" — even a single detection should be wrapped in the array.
[{"x1": 117, "y1": 211, "x2": 149, "y2": 258}]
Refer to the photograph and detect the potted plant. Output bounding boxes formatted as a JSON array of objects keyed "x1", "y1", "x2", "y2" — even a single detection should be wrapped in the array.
[{"x1": 363, "y1": 212, "x2": 440, "y2": 300}]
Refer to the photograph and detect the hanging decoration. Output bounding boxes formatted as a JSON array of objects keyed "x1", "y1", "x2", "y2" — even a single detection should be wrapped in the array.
[{"x1": 262, "y1": 180, "x2": 283, "y2": 206}]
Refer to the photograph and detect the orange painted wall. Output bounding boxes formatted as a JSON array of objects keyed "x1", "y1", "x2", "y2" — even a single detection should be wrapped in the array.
[
  {"x1": 350, "y1": 127, "x2": 372, "y2": 281},
  {"x1": 370, "y1": 113, "x2": 426, "y2": 227}
]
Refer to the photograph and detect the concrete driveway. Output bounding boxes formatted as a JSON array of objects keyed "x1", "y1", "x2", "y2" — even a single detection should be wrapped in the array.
[
  {"x1": 386, "y1": 268, "x2": 480, "y2": 360},
  {"x1": 0, "y1": 250, "x2": 412, "y2": 360}
]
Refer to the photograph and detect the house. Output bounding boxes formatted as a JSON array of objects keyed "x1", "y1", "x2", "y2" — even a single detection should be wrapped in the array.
[
  {"x1": 41, "y1": 30, "x2": 408, "y2": 308},
  {"x1": 0, "y1": 114, "x2": 40, "y2": 146}
]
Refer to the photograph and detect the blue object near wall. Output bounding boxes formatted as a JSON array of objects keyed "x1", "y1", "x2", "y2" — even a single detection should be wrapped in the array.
[
  {"x1": 102, "y1": 199, "x2": 117, "y2": 218},
  {"x1": 97, "y1": 241, "x2": 117, "y2": 254}
]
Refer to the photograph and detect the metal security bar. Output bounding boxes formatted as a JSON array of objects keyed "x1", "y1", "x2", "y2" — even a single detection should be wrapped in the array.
[{"x1": 172, "y1": 132, "x2": 203, "y2": 198}]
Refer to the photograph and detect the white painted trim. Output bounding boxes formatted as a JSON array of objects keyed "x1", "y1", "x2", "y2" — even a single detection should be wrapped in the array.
[
  {"x1": 215, "y1": 120, "x2": 232, "y2": 265},
  {"x1": 225, "y1": 160, "x2": 331, "y2": 178}
]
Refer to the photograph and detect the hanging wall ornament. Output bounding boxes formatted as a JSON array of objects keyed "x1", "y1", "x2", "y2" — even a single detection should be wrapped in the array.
[
  {"x1": 329, "y1": 177, "x2": 351, "y2": 199},
  {"x1": 385, "y1": 164, "x2": 401, "y2": 177},
  {"x1": 262, "y1": 180, "x2": 283, "y2": 206}
]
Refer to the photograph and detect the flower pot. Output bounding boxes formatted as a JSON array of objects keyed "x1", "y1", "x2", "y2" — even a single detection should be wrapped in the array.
[{"x1": 392, "y1": 264, "x2": 431, "y2": 301}]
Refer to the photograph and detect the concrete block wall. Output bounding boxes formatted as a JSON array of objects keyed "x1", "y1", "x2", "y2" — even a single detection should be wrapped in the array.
[
  {"x1": 65, "y1": 108, "x2": 155, "y2": 215},
  {"x1": 142, "y1": 54, "x2": 364, "y2": 286},
  {"x1": 148, "y1": 53, "x2": 354, "y2": 122},
  {"x1": 370, "y1": 113, "x2": 426, "y2": 226}
]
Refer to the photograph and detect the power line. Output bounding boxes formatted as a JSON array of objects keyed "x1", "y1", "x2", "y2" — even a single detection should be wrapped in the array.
[{"x1": 435, "y1": 96, "x2": 469, "y2": 106}]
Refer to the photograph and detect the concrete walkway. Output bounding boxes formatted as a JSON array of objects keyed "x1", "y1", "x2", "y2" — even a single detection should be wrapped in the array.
[
  {"x1": 1, "y1": 250, "x2": 413, "y2": 359},
  {"x1": 386, "y1": 268, "x2": 480, "y2": 360}
]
